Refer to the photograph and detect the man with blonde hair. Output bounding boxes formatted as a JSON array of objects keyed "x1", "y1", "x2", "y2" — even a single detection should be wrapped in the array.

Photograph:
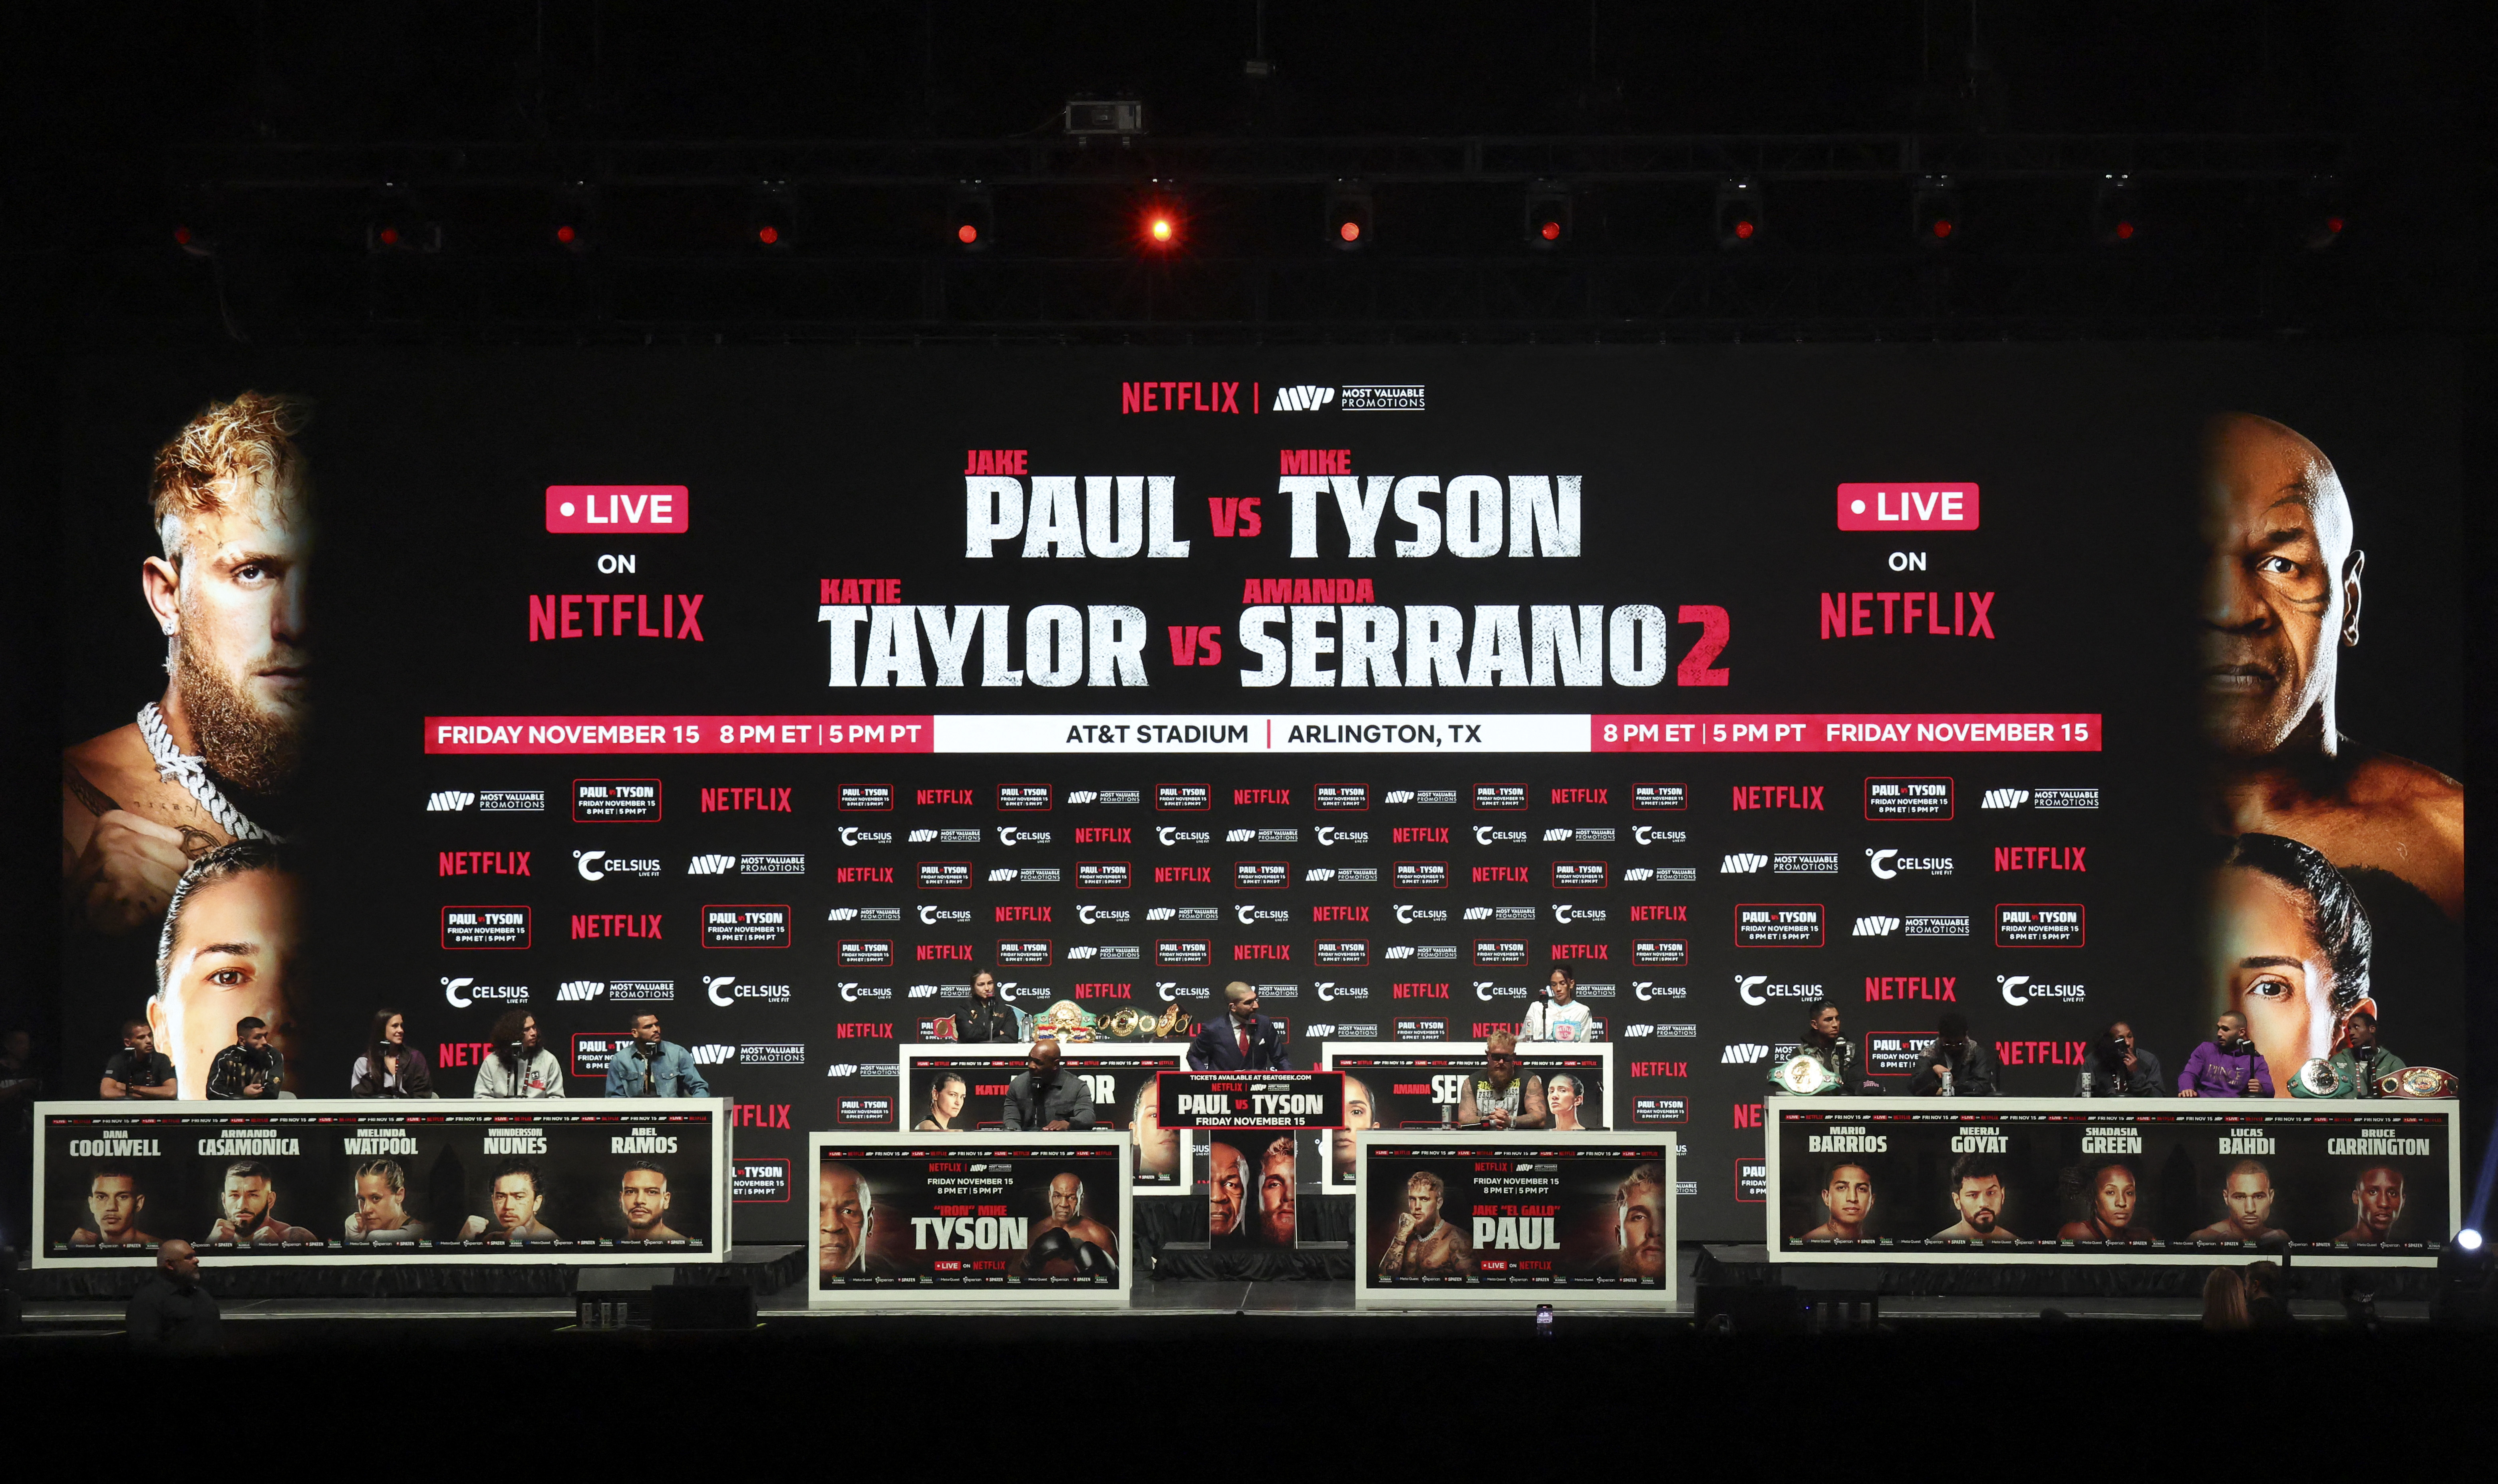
[
  {"x1": 63, "y1": 391, "x2": 314, "y2": 936},
  {"x1": 1455, "y1": 1029, "x2": 1549, "y2": 1129}
]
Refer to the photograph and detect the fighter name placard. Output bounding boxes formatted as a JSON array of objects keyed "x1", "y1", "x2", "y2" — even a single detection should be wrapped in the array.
[
  {"x1": 1155, "y1": 1070, "x2": 1345, "y2": 1131},
  {"x1": 1355, "y1": 1132, "x2": 1679, "y2": 1307},
  {"x1": 34, "y1": 1099, "x2": 728, "y2": 1266},
  {"x1": 809, "y1": 1132, "x2": 1130, "y2": 1306},
  {"x1": 1767, "y1": 1097, "x2": 2458, "y2": 1265}
]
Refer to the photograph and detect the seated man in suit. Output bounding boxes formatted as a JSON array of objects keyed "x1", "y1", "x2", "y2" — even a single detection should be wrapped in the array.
[{"x1": 1186, "y1": 982, "x2": 1293, "y2": 1071}]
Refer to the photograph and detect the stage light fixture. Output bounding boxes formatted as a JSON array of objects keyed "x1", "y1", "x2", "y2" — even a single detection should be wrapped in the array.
[
  {"x1": 1137, "y1": 184, "x2": 1185, "y2": 250},
  {"x1": 1326, "y1": 180, "x2": 1373, "y2": 252},
  {"x1": 1063, "y1": 99, "x2": 1147, "y2": 137},
  {"x1": 552, "y1": 183, "x2": 597, "y2": 256},
  {"x1": 2093, "y1": 174, "x2": 2140, "y2": 246},
  {"x1": 2462, "y1": 1229, "x2": 2484, "y2": 1252},
  {"x1": 947, "y1": 182, "x2": 994, "y2": 252},
  {"x1": 1524, "y1": 180, "x2": 1572, "y2": 250},
  {"x1": 366, "y1": 184, "x2": 441, "y2": 255},
  {"x1": 750, "y1": 182, "x2": 798, "y2": 250},
  {"x1": 1910, "y1": 174, "x2": 1960, "y2": 247},
  {"x1": 1715, "y1": 178, "x2": 1762, "y2": 248}
]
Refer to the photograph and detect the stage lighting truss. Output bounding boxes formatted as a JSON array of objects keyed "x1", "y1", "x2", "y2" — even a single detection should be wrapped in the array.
[
  {"x1": 366, "y1": 183, "x2": 442, "y2": 255},
  {"x1": 1910, "y1": 173, "x2": 1960, "y2": 247},
  {"x1": 1715, "y1": 177, "x2": 1762, "y2": 248},
  {"x1": 1326, "y1": 179, "x2": 1373, "y2": 251},
  {"x1": 1524, "y1": 179, "x2": 1572, "y2": 249},
  {"x1": 948, "y1": 181, "x2": 994, "y2": 252},
  {"x1": 2093, "y1": 173, "x2": 2140, "y2": 246}
]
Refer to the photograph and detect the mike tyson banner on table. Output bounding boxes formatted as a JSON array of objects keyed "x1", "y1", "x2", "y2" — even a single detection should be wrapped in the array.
[
  {"x1": 52, "y1": 348, "x2": 2464, "y2": 1246},
  {"x1": 1319, "y1": 1041, "x2": 1614, "y2": 1190},
  {"x1": 897, "y1": 1043, "x2": 1185, "y2": 1193},
  {"x1": 34, "y1": 1099, "x2": 728, "y2": 1265},
  {"x1": 1355, "y1": 1132, "x2": 1679, "y2": 1307},
  {"x1": 809, "y1": 1132, "x2": 1130, "y2": 1305},
  {"x1": 1767, "y1": 1097, "x2": 2458, "y2": 1265}
]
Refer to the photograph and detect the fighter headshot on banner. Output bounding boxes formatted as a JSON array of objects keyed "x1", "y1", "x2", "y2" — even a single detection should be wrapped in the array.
[
  {"x1": 811, "y1": 1132, "x2": 1130, "y2": 1305},
  {"x1": 1769, "y1": 1097, "x2": 2455, "y2": 1263},
  {"x1": 34, "y1": 1100, "x2": 727, "y2": 1265}
]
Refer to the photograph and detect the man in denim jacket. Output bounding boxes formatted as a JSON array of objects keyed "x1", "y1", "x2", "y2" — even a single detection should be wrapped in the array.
[{"x1": 604, "y1": 1013, "x2": 712, "y2": 1098}]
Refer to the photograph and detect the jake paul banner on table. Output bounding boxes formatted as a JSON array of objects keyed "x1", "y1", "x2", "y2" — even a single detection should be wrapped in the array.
[
  {"x1": 34, "y1": 1099, "x2": 728, "y2": 1265},
  {"x1": 898, "y1": 1044, "x2": 1185, "y2": 1194},
  {"x1": 1767, "y1": 1097, "x2": 2458, "y2": 1265},
  {"x1": 1355, "y1": 1132, "x2": 1679, "y2": 1307},
  {"x1": 1320, "y1": 1042, "x2": 1614, "y2": 1190},
  {"x1": 811, "y1": 1132, "x2": 1131, "y2": 1305}
]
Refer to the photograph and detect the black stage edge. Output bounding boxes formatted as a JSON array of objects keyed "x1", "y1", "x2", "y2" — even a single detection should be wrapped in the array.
[
  {"x1": 1139, "y1": 1195, "x2": 1355, "y2": 1279},
  {"x1": 1696, "y1": 1243, "x2": 2443, "y2": 1299},
  {"x1": 13, "y1": 1245, "x2": 804, "y2": 1300}
]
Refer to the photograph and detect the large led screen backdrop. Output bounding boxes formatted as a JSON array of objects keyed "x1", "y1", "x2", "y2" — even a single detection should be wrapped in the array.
[{"x1": 54, "y1": 346, "x2": 2464, "y2": 1243}]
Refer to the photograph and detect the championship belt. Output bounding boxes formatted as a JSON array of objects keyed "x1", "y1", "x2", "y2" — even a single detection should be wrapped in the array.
[
  {"x1": 2294, "y1": 1057, "x2": 2342, "y2": 1097},
  {"x1": 928, "y1": 1015, "x2": 959, "y2": 1043},
  {"x1": 1770, "y1": 1054, "x2": 1840, "y2": 1096},
  {"x1": 2382, "y1": 1066, "x2": 2460, "y2": 1099},
  {"x1": 1037, "y1": 1001, "x2": 1099, "y2": 1043}
]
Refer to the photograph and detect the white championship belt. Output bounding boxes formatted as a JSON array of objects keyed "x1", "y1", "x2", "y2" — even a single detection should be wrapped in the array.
[{"x1": 1771, "y1": 1054, "x2": 1840, "y2": 1096}]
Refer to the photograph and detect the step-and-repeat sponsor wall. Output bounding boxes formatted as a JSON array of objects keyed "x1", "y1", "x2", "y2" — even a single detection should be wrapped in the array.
[{"x1": 53, "y1": 346, "x2": 2465, "y2": 1244}]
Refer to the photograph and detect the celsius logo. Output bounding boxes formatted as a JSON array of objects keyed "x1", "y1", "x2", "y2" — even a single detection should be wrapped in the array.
[
  {"x1": 1721, "y1": 853, "x2": 1767, "y2": 874},
  {"x1": 839, "y1": 982, "x2": 894, "y2": 1003},
  {"x1": 558, "y1": 981, "x2": 604, "y2": 1001},
  {"x1": 1998, "y1": 975, "x2": 2085, "y2": 1006},
  {"x1": 428, "y1": 791, "x2": 476, "y2": 811},
  {"x1": 441, "y1": 977, "x2": 527, "y2": 1008},
  {"x1": 1867, "y1": 848, "x2": 1953, "y2": 878},
  {"x1": 690, "y1": 1044, "x2": 735, "y2": 1066},
  {"x1": 705, "y1": 975, "x2": 737, "y2": 1006},
  {"x1": 1315, "y1": 982, "x2": 1370, "y2": 1002},
  {"x1": 1384, "y1": 790, "x2": 1415, "y2": 803},
  {"x1": 581, "y1": 850, "x2": 621, "y2": 879},
  {"x1": 1272, "y1": 384, "x2": 1337, "y2": 411},
  {"x1": 839, "y1": 827, "x2": 893, "y2": 847},
  {"x1": 1473, "y1": 981, "x2": 1528, "y2": 1001},
  {"x1": 1722, "y1": 1043, "x2": 1771, "y2": 1064},
  {"x1": 1982, "y1": 789, "x2": 2030, "y2": 809},
  {"x1": 1632, "y1": 981, "x2": 1684, "y2": 1002},
  {"x1": 1736, "y1": 975, "x2": 1771, "y2": 1005},
  {"x1": 1854, "y1": 916, "x2": 1902, "y2": 936}
]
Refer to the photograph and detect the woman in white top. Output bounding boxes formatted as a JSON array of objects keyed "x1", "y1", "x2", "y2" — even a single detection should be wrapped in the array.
[{"x1": 1519, "y1": 967, "x2": 1598, "y2": 1043}]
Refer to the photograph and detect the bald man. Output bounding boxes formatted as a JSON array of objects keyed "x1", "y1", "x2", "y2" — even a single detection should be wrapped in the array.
[
  {"x1": 2199, "y1": 413, "x2": 2463, "y2": 921},
  {"x1": 127, "y1": 1240, "x2": 225, "y2": 1355},
  {"x1": 1023, "y1": 1172, "x2": 1119, "y2": 1277}
]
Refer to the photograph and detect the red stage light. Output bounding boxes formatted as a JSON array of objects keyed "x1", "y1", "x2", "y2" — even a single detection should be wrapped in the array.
[
  {"x1": 1150, "y1": 216, "x2": 1174, "y2": 243},
  {"x1": 1930, "y1": 219, "x2": 1953, "y2": 239},
  {"x1": 2325, "y1": 215, "x2": 2345, "y2": 235},
  {"x1": 173, "y1": 226, "x2": 192, "y2": 246},
  {"x1": 757, "y1": 224, "x2": 780, "y2": 246},
  {"x1": 1539, "y1": 219, "x2": 1561, "y2": 241},
  {"x1": 2114, "y1": 220, "x2": 2134, "y2": 240},
  {"x1": 378, "y1": 225, "x2": 401, "y2": 248},
  {"x1": 957, "y1": 223, "x2": 979, "y2": 244},
  {"x1": 555, "y1": 224, "x2": 577, "y2": 245},
  {"x1": 1733, "y1": 219, "x2": 1755, "y2": 240},
  {"x1": 1339, "y1": 220, "x2": 1360, "y2": 242}
]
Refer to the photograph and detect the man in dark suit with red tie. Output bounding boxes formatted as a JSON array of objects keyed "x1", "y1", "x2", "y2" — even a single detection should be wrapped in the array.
[{"x1": 1187, "y1": 982, "x2": 1294, "y2": 1071}]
